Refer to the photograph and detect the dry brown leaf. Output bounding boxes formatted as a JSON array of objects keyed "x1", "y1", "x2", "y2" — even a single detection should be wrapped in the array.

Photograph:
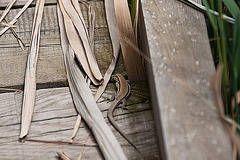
[
  {"x1": 114, "y1": 0, "x2": 146, "y2": 81},
  {"x1": 57, "y1": 4, "x2": 127, "y2": 159},
  {"x1": 20, "y1": 0, "x2": 45, "y2": 139},
  {"x1": 72, "y1": 0, "x2": 88, "y2": 39},
  {"x1": 59, "y1": 0, "x2": 103, "y2": 82},
  {"x1": 0, "y1": 0, "x2": 17, "y2": 23},
  {"x1": 58, "y1": 0, "x2": 100, "y2": 85},
  {"x1": 73, "y1": 0, "x2": 95, "y2": 65},
  {"x1": 0, "y1": 0, "x2": 34, "y2": 36}
]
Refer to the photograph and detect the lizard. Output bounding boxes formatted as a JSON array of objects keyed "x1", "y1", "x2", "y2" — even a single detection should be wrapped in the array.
[{"x1": 107, "y1": 74, "x2": 140, "y2": 153}]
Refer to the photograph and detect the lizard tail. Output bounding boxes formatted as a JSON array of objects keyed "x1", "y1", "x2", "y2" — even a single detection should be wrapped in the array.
[{"x1": 107, "y1": 111, "x2": 140, "y2": 153}]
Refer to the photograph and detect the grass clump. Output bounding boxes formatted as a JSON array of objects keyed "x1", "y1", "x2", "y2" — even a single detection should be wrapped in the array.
[{"x1": 203, "y1": 0, "x2": 240, "y2": 122}]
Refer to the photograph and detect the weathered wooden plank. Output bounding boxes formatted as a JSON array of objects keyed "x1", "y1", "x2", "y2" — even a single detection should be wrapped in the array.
[
  {"x1": 0, "y1": 0, "x2": 102, "y2": 8},
  {"x1": 139, "y1": 0, "x2": 232, "y2": 160},
  {"x1": 0, "y1": 83, "x2": 160, "y2": 159},
  {"x1": 0, "y1": 0, "x2": 56, "y2": 8},
  {"x1": 0, "y1": 2, "x2": 126, "y2": 87}
]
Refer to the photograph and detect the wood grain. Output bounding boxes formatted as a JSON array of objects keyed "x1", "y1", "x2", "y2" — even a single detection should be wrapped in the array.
[
  {"x1": 0, "y1": 0, "x2": 56, "y2": 7},
  {"x1": 0, "y1": 2, "x2": 126, "y2": 87},
  {"x1": 0, "y1": 84, "x2": 160, "y2": 159},
  {"x1": 139, "y1": 0, "x2": 232, "y2": 159}
]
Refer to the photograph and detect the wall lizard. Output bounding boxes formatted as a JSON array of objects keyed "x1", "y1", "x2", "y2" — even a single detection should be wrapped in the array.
[{"x1": 107, "y1": 74, "x2": 140, "y2": 152}]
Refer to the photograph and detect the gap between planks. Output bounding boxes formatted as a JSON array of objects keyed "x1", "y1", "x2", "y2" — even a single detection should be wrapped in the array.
[
  {"x1": 0, "y1": 2, "x2": 126, "y2": 88},
  {"x1": 0, "y1": 85, "x2": 160, "y2": 159}
]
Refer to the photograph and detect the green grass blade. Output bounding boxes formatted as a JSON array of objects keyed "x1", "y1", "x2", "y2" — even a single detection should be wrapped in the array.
[
  {"x1": 222, "y1": 0, "x2": 240, "y2": 19},
  {"x1": 177, "y1": 0, "x2": 235, "y2": 24},
  {"x1": 131, "y1": 0, "x2": 136, "y2": 22},
  {"x1": 233, "y1": 14, "x2": 240, "y2": 71},
  {"x1": 202, "y1": 0, "x2": 218, "y2": 30}
]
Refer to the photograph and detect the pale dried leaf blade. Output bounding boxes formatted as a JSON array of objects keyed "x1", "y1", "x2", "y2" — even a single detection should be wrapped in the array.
[
  {"x1": 114, "y1": 0, "x2": 146, "y2": 81},
  {"x1": 57, "y1": 4, "x2": 127, "y2": 159},
  {"x1": 94, "y1": 0, "x2": 120, "y2": 101},
  {"x1": 20, "y1": 0, "x2": 45, "y2": 139},
  {"x1": 70, "y1": 114, "x2": 82, "y2": 141}
]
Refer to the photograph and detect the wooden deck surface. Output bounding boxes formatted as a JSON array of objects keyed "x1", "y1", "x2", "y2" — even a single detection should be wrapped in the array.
[
  {"x1": 0, "y1": 1, "x2": 160, "y2": 159},
  {"x1": 139, "y1": 0, "x2": 232, "y2": 160}
]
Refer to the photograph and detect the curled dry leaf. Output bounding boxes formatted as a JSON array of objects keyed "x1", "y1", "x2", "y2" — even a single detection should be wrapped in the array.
[
  {"x1": 59, "y1": 0, "x2": 103, "y2": 83},
  {"x1": 58, "y1": 0, "x2": 100, "y2": 85}
]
